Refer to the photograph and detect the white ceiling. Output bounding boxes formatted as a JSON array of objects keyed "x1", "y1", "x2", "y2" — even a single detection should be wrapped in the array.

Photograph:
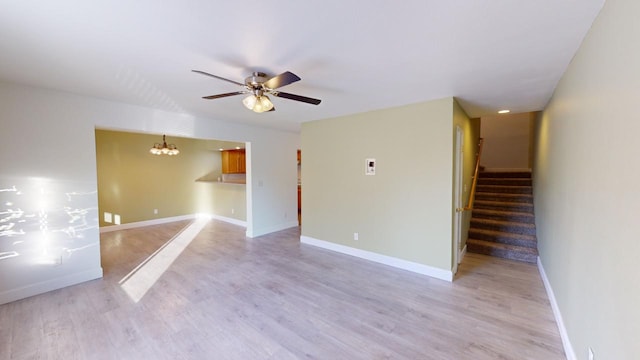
[{"x1": 0, "y1": 0, "x2": 605, "y2": 132}]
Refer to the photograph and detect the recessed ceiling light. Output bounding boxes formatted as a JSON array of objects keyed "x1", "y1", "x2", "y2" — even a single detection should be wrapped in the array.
[{"x1": 498, "y1": 110, "x2": 510, "y2": 114}]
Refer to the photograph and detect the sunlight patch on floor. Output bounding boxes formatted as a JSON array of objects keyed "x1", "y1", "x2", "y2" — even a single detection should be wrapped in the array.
[{"x1": 119, "y1": 218, "x2": 209, "y2": 302}]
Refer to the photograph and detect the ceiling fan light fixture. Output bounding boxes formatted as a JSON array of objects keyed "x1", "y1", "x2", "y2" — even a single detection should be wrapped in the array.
[
  {"x1": 255, "y1": 95, "x2": 274, "y2": 113},
  {"x1": 194, "y1": 69, "x2": 321, "y2": 112},
  {"x1": 243, "y1": 94, "x2": 273, "y2": 113},
  {"x1": 242, "y1": 95, "x2": 257, "y2": 110}
]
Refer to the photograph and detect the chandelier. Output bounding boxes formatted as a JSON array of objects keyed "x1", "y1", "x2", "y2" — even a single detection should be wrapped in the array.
[{"x1": 149, "y1": 134, "x2": 179, "y2": 156}]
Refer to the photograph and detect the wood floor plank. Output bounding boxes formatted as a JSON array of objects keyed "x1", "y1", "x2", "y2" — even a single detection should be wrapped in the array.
[{"x1": 0, "y1": 219, "x2": 565, "y2": 359}]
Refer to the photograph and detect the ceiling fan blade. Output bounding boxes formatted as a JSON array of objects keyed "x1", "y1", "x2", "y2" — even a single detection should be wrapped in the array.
[
  {"x1": 272, "y1": 91, "x2": 321, "y2": 105},
  {"x1": 192, "y1": 70, "x2": 244, "y2": 86},
  {"x1": 202, "y1": 91, "x2": 245, "y2": 100},
  {"x1": 263, "y1": 71, "x2": 301, "y2": 89}
]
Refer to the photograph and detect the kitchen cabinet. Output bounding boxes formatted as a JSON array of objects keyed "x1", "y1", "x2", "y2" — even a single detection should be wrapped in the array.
[{"x1": 221, "y1": 149, "x2": 246, "y2": 174}]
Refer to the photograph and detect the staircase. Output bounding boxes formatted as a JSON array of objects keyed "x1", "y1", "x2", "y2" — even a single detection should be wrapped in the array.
[{"x1": 466, "y1": 171, "x2": 538, "y2": 263}]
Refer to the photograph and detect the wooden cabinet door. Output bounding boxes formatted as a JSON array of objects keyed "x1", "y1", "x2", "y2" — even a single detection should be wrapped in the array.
[
  {"x1": 221, "y1": 149, "x2": 246, "y2": 174},
  {"x1": 222, "y1": 150, "x2": 238, "y2": 173},
  {"x1": 238, "y1": 150, "x2": 246, "y2": 173}
]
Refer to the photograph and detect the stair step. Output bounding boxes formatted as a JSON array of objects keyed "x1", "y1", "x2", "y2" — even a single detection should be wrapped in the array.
[
  {"x1": 470, "y1": 218, "x2": 536, "y2": 236},
  {"x1": 467, "y1": 228, "x2": 537, "y2": 248},
  {"x1": 476, "y1": 185, "x2": 532, "y2": 194},
  {"x1": 474, "y1": 192, "x2": 533, "y2": 203},
  {"x1": 477, "y1": 178, "x2": 532, "y2": 186},
  {"x1": 467, "y1": 239, "x2": 538, "y2": 263},
  {"x1": 468, "y1": 171, "x2": 537, "y2": 263},
  {"x1": 472, "y1": 209, "x2": 535, "y2": 223},
  {"x1": 474, "y1": 200, "x2": 534, "y2": 212},
  {"x1": 479, "y1": 171, "x2": 532, "y2": 179}
]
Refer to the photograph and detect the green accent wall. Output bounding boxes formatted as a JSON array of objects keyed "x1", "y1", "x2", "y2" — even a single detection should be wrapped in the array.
[
  {"x1": 533, "y1": 0, "x2": 640, "y2": 358},
  {"x1": 453, "y1": 100, "x2": 481, "y2": 256},
  {"x1": 95, "y1": 130, "x2": 246, "y2": 227},
  {"x1": 301, "y1": 97, "x2": 477, "y2": 272}
]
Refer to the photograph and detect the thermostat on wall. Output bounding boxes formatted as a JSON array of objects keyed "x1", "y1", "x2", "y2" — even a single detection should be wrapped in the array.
[{"x1": 366, "y1": 158, "x2": 376, "y2": 175}]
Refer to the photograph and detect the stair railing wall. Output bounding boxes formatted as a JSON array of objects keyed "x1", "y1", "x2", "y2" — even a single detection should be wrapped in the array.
[{"x1": 457, "y1": 138, "x2": 484, "y2": 213}]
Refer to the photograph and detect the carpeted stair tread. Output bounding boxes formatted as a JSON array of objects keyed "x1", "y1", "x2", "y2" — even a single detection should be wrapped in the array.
[
  {"x1": 472, "y1": 208, "x2": 535, "y2": 223},
  {"x1": 470, "y1": 218, "x2": 536, "y2": 235},
  {"x1": 467, "y1": 239, "x2": 538, "y2": 263},
  {"x1": 476, "y1": 185, "x2": 532, "y2": 194},
  {"x1": 468, "y1": 228, "x2": 537, "y2": 248},
  {"x1": 479, "y1": 171, "x2": 532, "y2": 178},
  {"x1": 474, "y1": 192, "x2": 533, "y2": 203},
  {"x1": 474, "y1": 200, "x2": 534, "y2": 212},
  {"x1": 477, "y1": 178, "x2": 532, "y2": 186},
  {"x1": 467, "y1": 170, "x2": 538, "y2": 263}
]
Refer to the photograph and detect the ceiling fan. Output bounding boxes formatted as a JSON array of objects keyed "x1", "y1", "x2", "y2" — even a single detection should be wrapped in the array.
[{"x1": 192, "y1": 70, "x2": 321, "y2": 113}]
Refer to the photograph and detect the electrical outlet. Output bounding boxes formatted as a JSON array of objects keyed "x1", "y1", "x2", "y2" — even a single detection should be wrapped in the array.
[
  {"x1": 588, "y1": 347, "x2": 594, "y2": 360},
  {"x1": 231, "y1": 208, "x2": 235, "y2": 214},
  {"x1": 153, "y1": 209, "x2": 158, "y2": 214},
  {"x1": 354, "y1": 232, "x2": 359, "y2": 241}
]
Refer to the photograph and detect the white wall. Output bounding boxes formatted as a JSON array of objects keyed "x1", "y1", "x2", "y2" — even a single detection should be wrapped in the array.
[
  {"x1": 481, "y1": 112, "x2": 532, "y2": 171},
  {"x1": 0, "y1": 81, "x2": 299, "y2": 304},
  {"x1": 533, "y1": 0, "x2": 640, "y2": 358}
]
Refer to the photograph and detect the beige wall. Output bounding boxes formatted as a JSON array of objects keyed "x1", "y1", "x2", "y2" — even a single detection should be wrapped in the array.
[
  {"x1": 533, "y1": 0, "x2": 640, "y2": 358},
  {"x1": 95, "y1": 130, "x2": 246, "y2": 227},
  {"x1": 301, "y1": 97, "x2": 476, "y2": 273},
  {"x1": 482, "y1": 112, "x2": 532, "y2": 170}
]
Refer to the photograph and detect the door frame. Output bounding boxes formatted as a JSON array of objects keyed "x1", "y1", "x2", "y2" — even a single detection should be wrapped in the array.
[{"x1": 453, "y1": 126, "x2": 464, "y2": 275}]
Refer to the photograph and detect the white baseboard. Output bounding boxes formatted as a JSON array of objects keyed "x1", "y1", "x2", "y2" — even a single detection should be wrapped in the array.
[
  {"x1": 209, "y1": 214, "x2": 247, "y2": 228},
  {"x1": 459, "y1": 244, "x2": 467, "y2": 262},
  {"x1": 100, "y1": 214, "x2": 197, "y2": 233},
  {"x1": 100, "y1": 213, "x2": 246, "y2": 233},
  {"x1": 0, "y1": 267, "x2": 103, "y2": 305},
  {"x1": 300, "y1": 236, "x2": 453, "y2": 282},
  {"x1": 247, "y1": 220, "x2": 299, "y2": 238},
  {"x1": 537, "y1": 257, "x2": 575, "y2": 360}
]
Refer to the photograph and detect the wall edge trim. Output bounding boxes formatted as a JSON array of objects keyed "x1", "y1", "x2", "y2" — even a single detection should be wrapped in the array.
[
  {"x1": 248, "y1": 221, "x2": 298, "y2": 238},
  {"x1": 207, "y1": 214, "x2": 247, "y2": 228},
  {"x1": 0, "y1": 267, "x2": 103, "y2": 305},
  {"x1": 99, "y1": 214, "x2": 247, "y2": 233},
  {"x1": 99, "y1": 215, "x2": 197, "y2": 233},
  {"x1": 537, "y1": 256, "x2": 575, "y2": 360},
  {"x1": 300, "y1": 235, "x2": 453, "y2": 282},
  {"x1": 459, "y1": 244, "x2": 467, "y2": 262}
]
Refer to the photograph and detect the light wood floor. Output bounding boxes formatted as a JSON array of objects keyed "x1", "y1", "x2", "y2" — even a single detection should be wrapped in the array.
[{"x1": 0, "y1": 220, "x2": 565, "y2": 359}]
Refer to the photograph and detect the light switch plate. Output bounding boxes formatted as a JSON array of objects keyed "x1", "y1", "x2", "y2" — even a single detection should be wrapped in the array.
[{"x1": 366, "y1": 158, "x2": 376, "y2": 175}]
